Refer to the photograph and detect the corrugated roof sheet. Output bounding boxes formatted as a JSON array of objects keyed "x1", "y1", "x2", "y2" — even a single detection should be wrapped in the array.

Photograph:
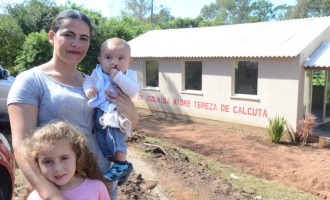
[
  {"x1": 128, "y1": 17, "x2": 330, "y2": 58},
  {"x1": 304, "y1": 42, "x2": 330, "y2": 68}
]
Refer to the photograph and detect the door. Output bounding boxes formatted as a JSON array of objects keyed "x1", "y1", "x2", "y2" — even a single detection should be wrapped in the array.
[
  {"x1": 325, "y1": 71, "x2": 330, "y2": 121},
  {"x1": 310, "y1": 70, "x2": 325, "y2": 124}
]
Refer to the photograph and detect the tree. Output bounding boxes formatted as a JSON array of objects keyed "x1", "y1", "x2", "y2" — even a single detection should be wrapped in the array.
[
  {"x1": 4, "y1": 0, "x2": 59, "y2": 36},
  {"x1": 273, "y1": 4, "x2": 295, "y2": 21},
  {"x1": 200, "y1": 3, "x2": 219, "y2": 21},
  {"x1": 200, "y1": 0, "x2": 251, "y2": 25},
  {"x1": 199, "y1": 0, "x2": 292, "y2": 24},
  {"x1": 146, "y1": 6, "x2": 174, "y2": 25},
  {"x1": 0, "y1": 15, "x2": 25, "y2": 71},
  {"x1": 292, "y1": 0, "x2": 330, "y2": 18},
  {"x1": 249, "y1": 0, "x2": 275, "y2": 22},
  {"x1": 123, "y1": 0, "x2": 152, "y2": 22},
  {"x1": 14, "y1": 30, "x2": 52, "y2": 74},
  {"x1": 164, "y1": 17, "x2": 204, "y2": 29}
]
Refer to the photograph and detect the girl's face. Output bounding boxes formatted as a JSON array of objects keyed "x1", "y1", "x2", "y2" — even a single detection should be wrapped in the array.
[
  {"x1": 49, "y1": 19, "x2": 90, "y2": 67},
  {"x1": 38, "y1": 141, "x2": 79, "y2": 190}
]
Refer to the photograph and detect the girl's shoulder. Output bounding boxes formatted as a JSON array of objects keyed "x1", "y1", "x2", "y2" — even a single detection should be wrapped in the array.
[
  {"x1": 83, "y1": 178, "x2": 106, "y2": 187},
  {"x1": 61, "y1": 178, "x2": 110, "y2": 200},
  {"x1": 63, "y1": 178, "x2": 106, "y2": 190}
]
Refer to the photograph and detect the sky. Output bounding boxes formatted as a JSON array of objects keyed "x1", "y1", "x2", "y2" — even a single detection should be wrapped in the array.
[{"x1": 0, "y1": 0, "x2": 297, "y2": 18}]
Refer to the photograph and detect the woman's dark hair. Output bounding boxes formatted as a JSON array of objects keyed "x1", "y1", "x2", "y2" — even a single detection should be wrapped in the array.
[{"x1": 50, "y1": 9, "x2": 92, "y2": 35}]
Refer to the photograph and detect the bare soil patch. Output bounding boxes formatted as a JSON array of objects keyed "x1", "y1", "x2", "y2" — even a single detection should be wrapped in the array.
[
  {"x1": 121, "y1": 135, "x2": 253, "y2": 200},
  {"x1": 134, "y1": 111, "x2": 330, "y2": 199}
]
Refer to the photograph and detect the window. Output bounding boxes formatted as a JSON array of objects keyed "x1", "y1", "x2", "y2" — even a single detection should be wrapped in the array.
[
  {"x1": 146, "y1": 61, "x2": 159, "y2": 87},
  {"x1": 234, "y1": 61, "x2": 258, "y2": 95},
  {"x1": 185, "y1": 61, "x2": 202, "y2": 90}
]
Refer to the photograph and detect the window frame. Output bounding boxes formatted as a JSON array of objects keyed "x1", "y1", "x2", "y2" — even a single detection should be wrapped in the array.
[
  {"x1": 144, "y1": 60, "x2": 160, "y2": 91},
  {"x1": 231, "y1": 60, "x2": 259, "y2": 101},
  {"x1": 182, "y1": 61, "x2": 203, "y2": 95}
]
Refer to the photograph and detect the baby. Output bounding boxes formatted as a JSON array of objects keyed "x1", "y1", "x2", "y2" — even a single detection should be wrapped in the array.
[{"x1": 83, "y1": 37, "x2": 140, "y2": 184}]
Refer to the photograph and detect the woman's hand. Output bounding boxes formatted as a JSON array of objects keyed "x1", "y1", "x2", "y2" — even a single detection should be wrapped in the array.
[{"x1": 105, "y1": 85, "x2": 139, "y2": 129}]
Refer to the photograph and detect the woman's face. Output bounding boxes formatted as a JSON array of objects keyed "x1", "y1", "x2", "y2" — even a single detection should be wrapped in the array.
[{"x1": 49, "y1": 19, "x2": 91, "y2": 67}]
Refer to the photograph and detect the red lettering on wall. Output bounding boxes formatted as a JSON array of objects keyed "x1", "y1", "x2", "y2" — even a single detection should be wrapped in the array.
[
  {"x1": 146, "y1": 95, "x2": 156, "y2": 102},
  {"x1": 173, "y1": 99, "x2": 191, "y2": 107},
  {"x1": 143, "y1": 96, "x2": 169, "y2": 104},
  {"x1": 135, "y1": 95, "x2": 267, "y2": 118},
  {"x1": 193, "y1": 101, "x2": 217, "y2": 111},
  {"x1": 220, "y1": 104, "x2": 229, "y2": 112},
  {"x1": 156, "y1": 97, "x2": 169, "y2": 104},
  {"x1": 233, "y1": 106, "x2": 267, "y2": 118}
]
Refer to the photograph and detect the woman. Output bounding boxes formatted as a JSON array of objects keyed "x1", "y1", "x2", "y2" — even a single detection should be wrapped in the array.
[{"x1": 7, "y1": 9, "x2": 138, "y2": 200}]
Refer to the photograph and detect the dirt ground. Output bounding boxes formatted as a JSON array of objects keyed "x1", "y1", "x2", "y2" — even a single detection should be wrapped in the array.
[
  {"x1": 129, "y1": 111, "x2": 330, "y2": 199},
  {"x1": 3, "y1": 110, "x2": 330, "y2": 199}
]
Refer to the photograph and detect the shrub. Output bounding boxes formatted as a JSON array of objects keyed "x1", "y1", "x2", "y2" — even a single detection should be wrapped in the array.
[
  {"x1": 0, "y1": 15, "x2": 25, "y2": 71},
  {"x1": 267, "y1": 115, "x2": 287, "y2": 143},
  {"x1": 297, "y1": 113, "x2": 316, "y2": 145},
  {"x1": 14, "y1": 30, "x2": 52, "y2": 74}
]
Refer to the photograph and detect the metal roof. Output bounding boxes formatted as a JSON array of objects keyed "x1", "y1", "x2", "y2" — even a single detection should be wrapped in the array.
[
  {"x1": 128, "y1": 17, "x2": 330, "y2": 58},
  {"x1": 304, "y1": 42, "x2": 330, "y2": 68}
]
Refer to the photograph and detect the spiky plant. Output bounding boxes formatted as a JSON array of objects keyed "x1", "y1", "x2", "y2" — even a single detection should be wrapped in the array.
[
  {"x1": 297, "y1": 113, "x2": 316, "y2": 145},
  {"x1": 267, "y1": 116, "x2": 287, "y2": 143}
]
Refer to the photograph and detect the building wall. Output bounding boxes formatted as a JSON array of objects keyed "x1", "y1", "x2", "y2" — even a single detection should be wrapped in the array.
[{"x1": 131, "y1": 57, "x2": 302, "y2": 129}]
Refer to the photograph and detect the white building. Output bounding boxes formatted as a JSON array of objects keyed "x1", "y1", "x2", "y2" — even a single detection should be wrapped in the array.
[{"x1": 128, "y1": 17, "x2": 330, "y2": 130}]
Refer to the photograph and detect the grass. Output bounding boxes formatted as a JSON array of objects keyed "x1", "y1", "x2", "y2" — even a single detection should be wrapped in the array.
[{"x1": 143, "y1": 136, "x2": 322, "y2": 200}]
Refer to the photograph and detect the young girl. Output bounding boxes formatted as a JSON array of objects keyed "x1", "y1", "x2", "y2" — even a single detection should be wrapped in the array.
[{"x1": 23, "y1": 121, "x2": 111, "y2": 200}]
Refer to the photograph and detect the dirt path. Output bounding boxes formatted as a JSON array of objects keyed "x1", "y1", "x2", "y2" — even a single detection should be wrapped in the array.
[
  {"x1": 123, "y1": 146, "x2": 251, "y2": 200},
  {"x1": 135, "y1": 113, "x2": 330, "y2": 199}
]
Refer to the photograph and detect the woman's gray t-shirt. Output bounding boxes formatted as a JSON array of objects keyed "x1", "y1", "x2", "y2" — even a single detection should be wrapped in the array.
[{"x1": 7, "y1": 67, "x2": 110, "y2": 172}]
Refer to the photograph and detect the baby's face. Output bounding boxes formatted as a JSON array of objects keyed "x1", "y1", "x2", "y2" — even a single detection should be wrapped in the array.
[{"x1": 98, "y1": 42, "x2": 131, "y2": 75}]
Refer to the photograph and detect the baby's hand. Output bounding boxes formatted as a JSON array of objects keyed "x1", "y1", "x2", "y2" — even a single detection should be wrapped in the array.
[
  {"x1": 87, "y1": 87, "x2": 97, "y2": 98},
  {"x1": 109, "y1": 68, "x2": 119, "y2": 79}
]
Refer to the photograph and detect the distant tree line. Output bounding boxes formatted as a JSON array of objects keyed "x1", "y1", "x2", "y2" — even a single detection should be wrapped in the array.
[{"x1": 0, "y1": 0, "x2": 329, "y2": 75}]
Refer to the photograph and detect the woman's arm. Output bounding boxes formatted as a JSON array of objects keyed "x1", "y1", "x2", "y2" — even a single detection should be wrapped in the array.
[
  {"x1": 8, "y1": 104, "x2": 66, "y2": 200},
  {"x1": 105, "y1": 85, "x2": 139, "y2": 130}
]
